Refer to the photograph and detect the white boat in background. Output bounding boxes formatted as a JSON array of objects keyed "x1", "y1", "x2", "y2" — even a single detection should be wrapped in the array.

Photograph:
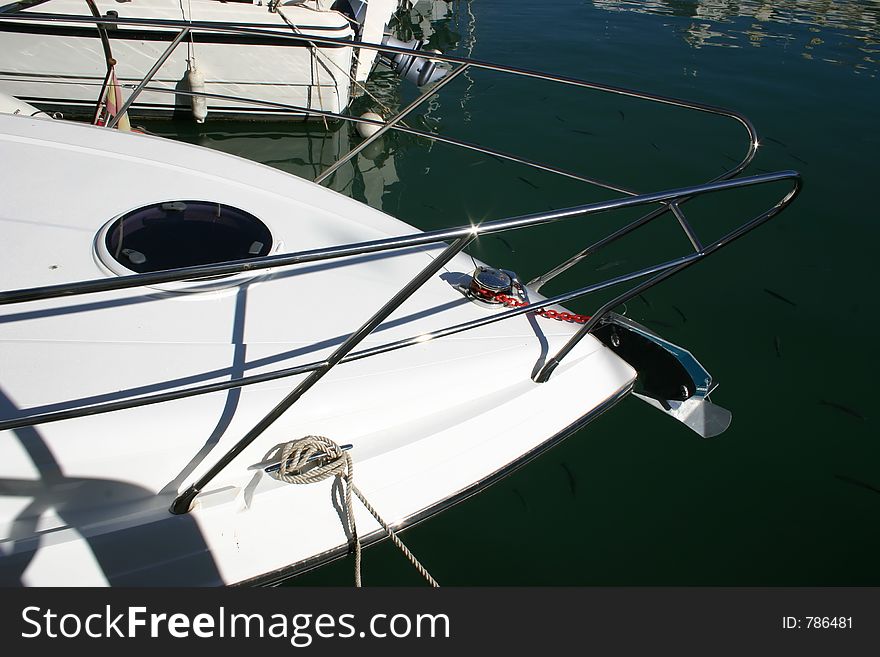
[
  {"x1": 0, "y1": 26, "x2": 801, "y2": 586},
  {"x1": 0, "y1": 0, "x2": 445, "y2": 120}
]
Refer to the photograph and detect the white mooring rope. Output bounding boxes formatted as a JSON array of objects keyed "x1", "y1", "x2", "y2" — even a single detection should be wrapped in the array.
[{"x1": 273, "y1": 435, "x2": 439, "y2": 587}]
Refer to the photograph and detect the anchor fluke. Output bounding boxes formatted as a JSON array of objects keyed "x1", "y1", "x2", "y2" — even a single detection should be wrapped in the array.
[{"x1": 593, "y1": 312, "x2": 733, "y2": 438}]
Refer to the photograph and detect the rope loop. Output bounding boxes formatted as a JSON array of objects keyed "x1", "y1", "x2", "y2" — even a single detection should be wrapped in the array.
[
  {"x1": 272, "y1": 435, "x2": 439, "y2": 587},
  {"x1": 276, "y1": 435, "x2": 351, "y2": 485}
]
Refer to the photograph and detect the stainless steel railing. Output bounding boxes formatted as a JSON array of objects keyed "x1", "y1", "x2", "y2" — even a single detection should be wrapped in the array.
[
  {"x1": 0, "y1": 171, "x2": 802, "y2": 431},
  {"x1": 0, "y1": 12, "x2": 759, "y2": 189},
  {"x1": 0, "y1": 12, "x2": 800, "y2": 513}
]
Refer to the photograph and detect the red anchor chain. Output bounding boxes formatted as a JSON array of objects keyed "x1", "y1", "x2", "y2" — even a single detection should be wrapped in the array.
[{"x1": 472, "y1": 288, "x2": 591, "y2": 324}]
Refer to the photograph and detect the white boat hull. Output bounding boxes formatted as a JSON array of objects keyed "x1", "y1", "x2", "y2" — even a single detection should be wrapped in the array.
[{"x1": 0, "y1": 114, "x2": 636, "y2": 585}]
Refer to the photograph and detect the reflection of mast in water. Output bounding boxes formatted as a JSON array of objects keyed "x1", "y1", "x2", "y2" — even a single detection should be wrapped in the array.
[
  {"x1": 411, "y1": 1, "x2": 477, "y2": 130},
  {"x1": 459, "y1": 0, "x2": 477, "y2": 122},
  {"x1": 404, "y1": 1, "x2": 454, "y2": 134},
  {"x1": 330, "y1": 2, "x2": 468, "y2": 205},
  {"x1": 356, "y1": 1, "x2": 462, "y2": 133}
]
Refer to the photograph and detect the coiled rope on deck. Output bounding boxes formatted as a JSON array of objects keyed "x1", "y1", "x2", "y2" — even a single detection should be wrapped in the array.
[{"x1": 273, "y1": 435, "x2": 439, "y2": 587}]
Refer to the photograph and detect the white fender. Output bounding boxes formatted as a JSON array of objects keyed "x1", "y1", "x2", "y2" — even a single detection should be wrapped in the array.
[
  {"x1": 186, "y1": 62, "x2": 208, "y2": 124},
  {"x1": 357, "y1": 111, "x2": 384, "y2": 139}
]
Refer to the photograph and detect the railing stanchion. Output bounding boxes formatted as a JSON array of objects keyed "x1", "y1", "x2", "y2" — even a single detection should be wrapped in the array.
[
  {"x1": 169, "y1": 233, "x2": 475, "y2": 514},
  {"x1": 313, "y1": 63, "x2": 471, "y2": 184},
  {"x1": 106, "y1": 27, "x2": 190, "y2": 129},
  {"x1": 670, "y1": 201, "x2": 703, "y2": 252}
]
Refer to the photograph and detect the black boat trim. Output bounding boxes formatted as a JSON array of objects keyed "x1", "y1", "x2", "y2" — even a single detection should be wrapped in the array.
[
  {"x1": 12, "y1": 95, "x2": 335, "y2": 118},
  {"x1": 0, "y1": 20, "x2": 352, "y2": 46}
]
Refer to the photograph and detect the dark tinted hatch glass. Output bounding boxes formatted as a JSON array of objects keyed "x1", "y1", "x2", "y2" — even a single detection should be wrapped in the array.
[{"x1": 104, "y1": 201, "x2": 272, "y2": 273}]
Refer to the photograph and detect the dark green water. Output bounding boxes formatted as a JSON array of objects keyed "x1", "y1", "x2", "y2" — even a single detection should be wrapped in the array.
[{"x1": 156, "y1": 0, "x2": 879, "y2": 585}]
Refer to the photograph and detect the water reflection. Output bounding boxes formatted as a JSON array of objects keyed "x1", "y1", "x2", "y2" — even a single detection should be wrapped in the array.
[
  {"x1": 591, "y1": 0, "x2": 879, "y2": 75},
  {"x1": 134, "y1": 1, "x2": 469, "y2": 213},
  {"x1": 384, "y1": 0, "x2": 477, "y2": 125}
]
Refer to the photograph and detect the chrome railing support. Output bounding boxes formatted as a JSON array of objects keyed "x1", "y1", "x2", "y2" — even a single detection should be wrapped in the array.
[
  {"x1": 0, "y1": 13, "x2": 803, "y2": 499},
  {"x1": 670, "y1": 201, "x2": 703, "y2": 252},
  {"x1": 169, "y1": 233, "x2": 475, "y2": 514},
  {"x1": 0, "y1": 13, "x2": 759, "y2": 199},
  {"x1": 0, "y1": 172, "x2": 800, "y2": 432},
  {"x1": 0, "y1": 173, "x2": 794, "y2": 307},
  {"x1": 313, "y1": 63, "x2": 471, "y2": 184},
  {"x1": 106, "y1": 27, "x2": 190, "y2": 129},
  {"x1": 532, "y1": 175, "x2": 802, "y2": 383},
  {"x1": 133, "y1": 84, "x2": 641, "y2": 194},
  {"x1": 528, "y1": 202, "x2": 672, "y2": 292},
  {"x1": 0, "y1": 253, "x2": 685, "y2": 432}
]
